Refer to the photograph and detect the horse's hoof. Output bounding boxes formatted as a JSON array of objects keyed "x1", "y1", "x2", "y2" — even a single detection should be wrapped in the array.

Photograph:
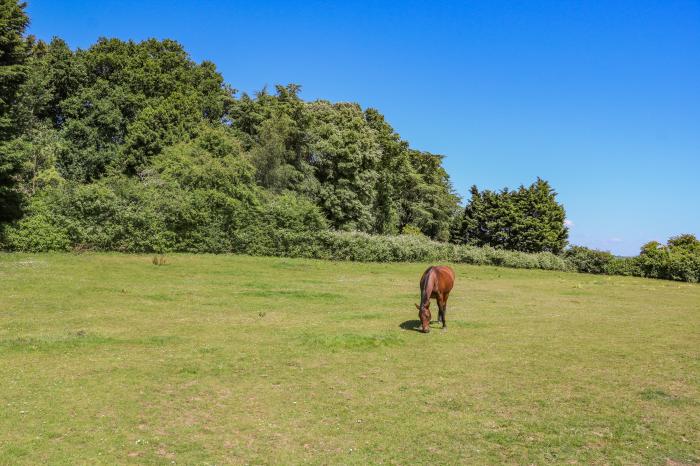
[{"x1": 422, "y1": 328, "x2": 431, "y2": 334}]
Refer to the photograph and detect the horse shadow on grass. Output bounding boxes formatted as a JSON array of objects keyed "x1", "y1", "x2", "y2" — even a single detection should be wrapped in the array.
[{"x1": 399, "y1": 319, "x2": 434, "y2": 332}]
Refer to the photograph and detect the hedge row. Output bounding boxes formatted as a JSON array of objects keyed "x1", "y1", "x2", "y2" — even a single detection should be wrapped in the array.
[
  {"x1": 183, "y1": 229, "x2": 572, "y2": 271},
  {"x1": 563, "y1": 243, "x2": 700, "y2": 283},
  {"x1": 2, "y1": 197, "x2": 697, "y2": 281}
]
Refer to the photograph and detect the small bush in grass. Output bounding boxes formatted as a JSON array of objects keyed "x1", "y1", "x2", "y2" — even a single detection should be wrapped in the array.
[{"x1": 152, "y1": 255, "x2": 168, "y2": 266}]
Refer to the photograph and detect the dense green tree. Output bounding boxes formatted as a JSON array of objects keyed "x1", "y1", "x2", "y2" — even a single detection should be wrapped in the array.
[
  {"x1": 9, "y1": 37, "x2": 236, "y2": 181},
  {"x1": 364, "y1": 108, "x2": 459, "y2": 239},
  {"x1": 364, "y1": 108, "x2": 406, "y2": 235},
  {"x1": 230, "y1": 90, "x2": 459, "y2": 238},
  {"x1": 456, "y1": 185, "x2": 512, "y2": 247},
  {"x1": 455, "y1": 178, "x2": 568, "y2": 253},
  {"x1": 306, "y1": 100, "x2": 380, "y2": 232},
  {"x1": 150, "y1": 125, "x2": 255, "y2": 201},
  {"x1": 9, "y1": 123, "x2": 64, "y2": 196},
  {"x1": 401, "y1": 149, "x2": 459, "y2": 241},
  {"x1": 510, "y1": 178, "x2": 568, "y2": 253},
  {"x1": 231, "y1": 85, "x2": 317, "y2": 196},
  {"x1": 0, "y1": 0, "x2": 29, "y2": 223},
  {"x1": 247, "y1": 112, "x2": 300, "y2": 192},
  {"x1": 0, "y1": 0, "x2": 27, "y2": 137}
]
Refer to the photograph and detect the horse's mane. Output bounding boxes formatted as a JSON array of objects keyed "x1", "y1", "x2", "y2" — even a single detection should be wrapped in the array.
[{"x1": 420, "y1": 266, "x2": 434, "y2": 308}]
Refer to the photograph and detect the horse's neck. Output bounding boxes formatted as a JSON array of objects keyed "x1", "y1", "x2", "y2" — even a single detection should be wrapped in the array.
[{"x1": 422, "y1": 270, "x2": 436, "y2": 304}]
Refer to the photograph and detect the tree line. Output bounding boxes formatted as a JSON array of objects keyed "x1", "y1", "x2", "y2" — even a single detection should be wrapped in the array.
[
  {"x1": 0, "y1": 1, "x2": 567, "y2": 250},
  {"x1": 1, "y1": 1, "x2": 698, "y2": 282}
]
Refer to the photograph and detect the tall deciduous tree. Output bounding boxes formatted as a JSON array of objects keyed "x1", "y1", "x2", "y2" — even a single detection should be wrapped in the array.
[
  {"x1": 0, "y1": 0, "x2": 29, "y2": 223},
  {"x1": 308, "y1": 101, "x2": 380, "y2": 232}
]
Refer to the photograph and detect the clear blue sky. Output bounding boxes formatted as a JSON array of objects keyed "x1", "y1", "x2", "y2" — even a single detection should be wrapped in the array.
[{"x1": 26, "y1": 0, "x2": 699, "y2": 255}]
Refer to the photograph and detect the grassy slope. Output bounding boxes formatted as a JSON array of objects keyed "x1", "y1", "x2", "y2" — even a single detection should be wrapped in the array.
[{"x1": 0, "y1": 253, "x2": 698, "y2": 465}]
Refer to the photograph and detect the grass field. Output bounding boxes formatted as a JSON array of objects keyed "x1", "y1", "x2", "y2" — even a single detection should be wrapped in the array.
[{"x1": 0, "y1": 253, "x2": 698, "y2": 465}]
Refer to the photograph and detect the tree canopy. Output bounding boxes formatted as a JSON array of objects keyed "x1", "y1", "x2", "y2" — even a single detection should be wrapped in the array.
[
  {"x1": 0, "y1": 0, "x2": 29, "y2": 222},
  {"x1": 0, "y1": 5, "x2": 462, "y2": 242}
]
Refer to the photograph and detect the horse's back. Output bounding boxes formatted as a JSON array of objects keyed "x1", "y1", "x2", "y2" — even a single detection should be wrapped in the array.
[
  {"x1": 421, "y1": 265, "x2": 454, "y2": 294},
  {"x1": 433, "y1": 266, "x2": 455, "y2": 293}
]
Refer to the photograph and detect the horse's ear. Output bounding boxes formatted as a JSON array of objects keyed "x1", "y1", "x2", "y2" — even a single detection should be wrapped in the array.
[{"x1": 415, "y1": 303, "x2": 420, "y2": 310}]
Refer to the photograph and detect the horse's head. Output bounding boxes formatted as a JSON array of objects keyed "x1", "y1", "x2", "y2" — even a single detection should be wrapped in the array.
[{"x1": 415, "y1": 303, "x2": 431, "y2": 333}]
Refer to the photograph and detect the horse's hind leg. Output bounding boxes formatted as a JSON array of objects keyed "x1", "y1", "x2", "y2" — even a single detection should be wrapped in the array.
[{"x1": 438, "y1": 298, "x2": 447, "y2": 329}]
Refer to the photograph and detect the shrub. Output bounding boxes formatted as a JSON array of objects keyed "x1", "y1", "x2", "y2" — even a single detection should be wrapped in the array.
[
  {"x1": 3, "y1": 213, "x2": 71, "y2": 252},
  {"x1": 606, "y1": 257, "x2": 641, "y2": 277},
  {"x1": 664, "y1": 253, "x2": 700, "y2": 283},
  {"x1": 564, "y1": 246, "x2": 614, "y2": 274},
  {"x1": 401, "y1": 225, "x2": 426, "y2": 238},
  {"x1": 634, "y1": 236, "x2": 700, "y2": 283},
  {"x1": 2, "y1": 189, "x2": 73, "y2": 252},
  {"x1": 261, "y1": 192, "x2": 327, "y2": 232}
]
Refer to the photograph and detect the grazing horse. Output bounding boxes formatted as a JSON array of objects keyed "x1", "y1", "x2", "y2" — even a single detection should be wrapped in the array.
[{"x1": 415, "y1": 266, "x2": 455, "y2": 333}]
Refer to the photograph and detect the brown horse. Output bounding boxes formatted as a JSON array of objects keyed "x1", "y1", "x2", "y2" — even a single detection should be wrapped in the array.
[{"x1": 415, "y1": 266, "x2": 455, "y2": 333}]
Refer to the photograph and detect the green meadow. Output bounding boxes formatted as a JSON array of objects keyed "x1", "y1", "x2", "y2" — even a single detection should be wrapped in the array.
[{"x1": 0, "y1": 253, "x2": 698, "y2": 464}]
